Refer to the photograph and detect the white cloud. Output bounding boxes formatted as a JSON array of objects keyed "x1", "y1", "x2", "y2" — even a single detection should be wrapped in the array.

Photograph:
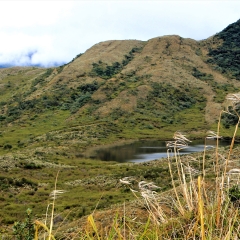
[
  {"x1": 0, "y1": 0, "x2": 239, "y2": 67},
  {"x1": 0, "y1": 1, "x2": 72, "y2": 28}
]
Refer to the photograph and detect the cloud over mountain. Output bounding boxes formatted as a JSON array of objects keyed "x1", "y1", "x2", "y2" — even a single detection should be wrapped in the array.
[{"x1": 0, "y1": 1, "x2": 240, "y2": 67}]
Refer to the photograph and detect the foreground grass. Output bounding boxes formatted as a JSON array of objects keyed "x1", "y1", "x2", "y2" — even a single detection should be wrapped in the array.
[
  {"x1": 4, "y1": 131, "x2": 239, "y2": 239},
  {"x1": 1, "y1": 137, "x2": 240, "y2": 239}
]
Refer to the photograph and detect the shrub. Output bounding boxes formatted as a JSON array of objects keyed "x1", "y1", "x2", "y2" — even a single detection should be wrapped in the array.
[
  {"x1": 222, "y1": 106, "x2": 239, "y2": 128},
  {"x1": 13, "y1": 209, "x2": 34, "y2": 240},
  {"x1": 0, "y1": 115, "x2": 6, "y2": 121},
  {"x1": 23, "y1": 162, "x2": 42, "y2": 169},
  {"x1": 229, "y1": 185, "x2": 240, "y2": 203},
  {"x1": 3, "y1": 144, "x2": 12, "y2": 150}
]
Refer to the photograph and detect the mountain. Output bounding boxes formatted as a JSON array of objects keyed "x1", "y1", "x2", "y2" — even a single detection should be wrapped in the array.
[{"x1": 0, "y1": 19, "x2": 240, "y2": 230}]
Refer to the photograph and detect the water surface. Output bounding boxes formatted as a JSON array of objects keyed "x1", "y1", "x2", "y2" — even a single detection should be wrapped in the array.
[{"x1": 95, "y1": 139, "x2": 231, "y2": 163}]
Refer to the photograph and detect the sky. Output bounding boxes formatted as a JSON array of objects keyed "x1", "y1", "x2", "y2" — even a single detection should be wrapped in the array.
[{"x1": 0, "y1": 0, "x2": 239, "y2": 67}]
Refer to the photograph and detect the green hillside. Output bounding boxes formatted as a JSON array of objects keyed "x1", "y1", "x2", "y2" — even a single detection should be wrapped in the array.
[
  {"x1": 0, "y1": 19, "x2": 240, "y2": 238},
  {"x1": 208, "y1": 19, "x2": 240, "y2": 79}
]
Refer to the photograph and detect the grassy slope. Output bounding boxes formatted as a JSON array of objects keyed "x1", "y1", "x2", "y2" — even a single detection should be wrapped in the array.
[
  {"x1": 0, "y1": 20, "x2": 240, "y2": 235},
  {"x1": 1, "y1": 36, "x2": 240, "y2": 148}
]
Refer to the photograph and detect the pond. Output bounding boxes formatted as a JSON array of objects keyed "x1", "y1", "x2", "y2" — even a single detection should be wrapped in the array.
[{"x1": 94, "y1": 139, "x2": 232, "y2": 163}]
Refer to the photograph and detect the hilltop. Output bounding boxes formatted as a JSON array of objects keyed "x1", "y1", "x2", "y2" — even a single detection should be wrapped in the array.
[{"x1": 0, "y1": 19, "x2": 240, "y2": 236}]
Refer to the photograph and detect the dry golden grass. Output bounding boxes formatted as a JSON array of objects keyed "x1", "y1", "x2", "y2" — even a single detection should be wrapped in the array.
[{"x1": 55, "y1": 35, "x2": 240, "y2": 122}]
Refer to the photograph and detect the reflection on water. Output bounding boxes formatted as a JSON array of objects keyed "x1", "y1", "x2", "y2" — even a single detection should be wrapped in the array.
[{"x1": 95, "y1": 139, "x2": 232, "y2": 163}]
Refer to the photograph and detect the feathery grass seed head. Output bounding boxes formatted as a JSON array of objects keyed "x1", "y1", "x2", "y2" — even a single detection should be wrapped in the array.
[
  {"x1": 206, "y1": 130, "x2": 222, "y2": 140},
  {"x1": 50, "y1": 190, "x2": 66, "y2": 200}
]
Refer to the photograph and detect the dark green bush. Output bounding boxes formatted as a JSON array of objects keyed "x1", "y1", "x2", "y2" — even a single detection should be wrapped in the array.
[
  {"x1": 222, "y1": 106, "x2": 239, "y2": 128},
  {"x1": 77, "y1": 81, "x2": 99, "y2": 93},
  {"x1": 208, "y1": 19, "x2": 240, "y2": 79},
  {"x1": 229, "y1": 185, "x2": 240, "y2": 204},
  {"x1": 3, "y1": 144, "x2": 12, "y2": 150},
  {"x1": 0, "y1": 115, "x2": 6, "y2": 122},
  {"x1": 23, "y1": 162, "x2": 42, "y2": 169}
]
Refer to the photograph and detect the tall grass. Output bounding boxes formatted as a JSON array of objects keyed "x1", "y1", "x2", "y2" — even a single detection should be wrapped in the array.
[
  {"x1": 118, "y1": 93, "x2": 240, "y2": 239},
  {"x1": 33, "y1": 170, "x2": 66, "y2": 240}
]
